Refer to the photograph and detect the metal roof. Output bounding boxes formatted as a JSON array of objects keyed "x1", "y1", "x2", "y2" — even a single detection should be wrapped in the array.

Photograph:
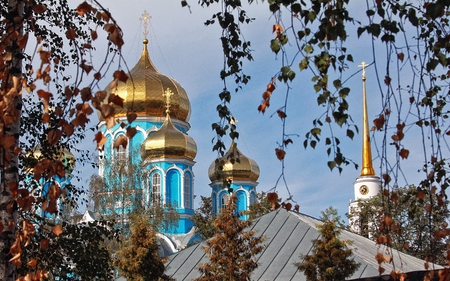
[{"x1": 165, "y1": 209, "x2": 441, "y2": 281}]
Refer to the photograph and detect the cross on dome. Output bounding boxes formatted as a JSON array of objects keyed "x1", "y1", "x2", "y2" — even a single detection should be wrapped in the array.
[
  {"x1": 163, "y1": 88, "x2": 174, "y2": 114},
  {"x1": 139, "y1": 10, "x2": 151, "y2": 39}
]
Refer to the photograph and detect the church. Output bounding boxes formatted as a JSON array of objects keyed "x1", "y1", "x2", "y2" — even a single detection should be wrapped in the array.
[
  {"x1": 91, "y1": 14, "x2": 441, "y2": 281},
  {"x1": 94, "y1": 18, "x2": 260, "y2": 254}
]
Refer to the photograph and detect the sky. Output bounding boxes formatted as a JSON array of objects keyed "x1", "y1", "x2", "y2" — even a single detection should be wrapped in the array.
[{"x1": 68, "y1": 0, "x2": 419, "y2": 220}]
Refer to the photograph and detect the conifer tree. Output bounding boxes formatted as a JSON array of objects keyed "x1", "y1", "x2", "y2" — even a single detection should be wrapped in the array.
[
  {"x1": 115, "y1": 213, "x2": 171, "y2": 281},
  {"x1": 195, "y1": 193, "x2": 264, "y2": 281},
  {"x1": 297, "y1": 207, "x2": 359, "y2": 281}
]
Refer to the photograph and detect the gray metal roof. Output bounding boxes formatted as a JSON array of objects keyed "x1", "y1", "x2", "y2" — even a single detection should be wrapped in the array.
[{"x1": 165, "y1": 209, "x2": 441, "y2": 281}]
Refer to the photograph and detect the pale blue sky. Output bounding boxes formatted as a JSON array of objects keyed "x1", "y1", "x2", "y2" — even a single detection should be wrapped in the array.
[{"x1": 71, "y1": 0, "x2": 423, "y2": 220}]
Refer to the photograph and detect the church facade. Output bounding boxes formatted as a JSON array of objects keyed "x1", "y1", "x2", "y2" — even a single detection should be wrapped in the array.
[{"x1": 95, "y1": 32, "x2": 259, "y2": 253}]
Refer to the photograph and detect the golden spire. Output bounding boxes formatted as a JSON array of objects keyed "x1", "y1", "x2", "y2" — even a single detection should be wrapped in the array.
[{"x1": 359, "y1": 61, "x2": 375, "y2": 176}]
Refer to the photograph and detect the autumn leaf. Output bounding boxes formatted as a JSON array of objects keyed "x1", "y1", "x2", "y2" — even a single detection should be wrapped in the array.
[
  {"x1": 27, "y1": 259, "x2": 37, "y2": 268},
  {"x1": 113, "y1": 70, "x2": 128, "y2": 83},
  {"x1": 273, "y1": 23, "x2": 283, "y2": 33},
  {"x1": 66, "y1": 28, "x2": 76, "y2": 40},
  {"x1": 33, "y1": 4, "x2": 47, "y2": 14},
  {"x1": 76, "y1": 1, "x2": 92, "y2": 15},
  {"x1": 373, "y1": 114, "x2": 385, "y2": 130},
  {"x1": 82, "y1": 63, "x2": 93, "y2": 74},
  {"x1": 275, "y1": 148, "x2": 286, "y2": 161},
  {"x1": 399, "y1": 148, "x2": 409, "y2": 159},
  {"x1": 127, "y1": 127, "x2": 137, "y2": 139},
  {"x1": 114, "y1": 135, "x2": 128, "y2": 150},
  {"x1": 52, "y1": 225, "x2": 63, "y2": 236},
  {"x1": 40, "y1": 239, "x2": 49, "y2": 250},
  {"x1": 91, "y1": 29, "x2": 98, "y2": 40},
  {"x1": 47, "y1": 129, "x2": 62, "y2": 145},
  {"x1": 127, "y1": 112, "x2": 137, "y2": 123},
  {"x1": 267, "y1": 83, "x2": 275, "y2": 92},
  {"x1": 80, "y1": 87, "x2": 92, "y2": 101},
  {"x1": 277, "y1": 110, "x2": 287, "y2": 119},
  {"x1": 93, "y1": 132, "x2": 107, "y2": 150}
]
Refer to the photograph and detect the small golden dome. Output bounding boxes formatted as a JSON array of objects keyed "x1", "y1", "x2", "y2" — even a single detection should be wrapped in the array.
[
  {"x1": 102, "y1": 40, "x2": 191, "y2": 122},
  {"x1": 140, "y1": 114, "x2": 197, "y2": 161},
  {"x1": 208, "y1": 143, "x2": 260, "y2": 182}
]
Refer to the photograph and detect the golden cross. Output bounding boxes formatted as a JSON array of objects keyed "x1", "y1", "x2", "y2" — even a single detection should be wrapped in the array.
[
  {"x1": 139, "y1": 10, "x2": 151, "y2": 39},
  {"x1": 358, "y1": 61, "x2": 369, "y2": 79},
  {"x1": 163, "y1": 88, "x2": 174, "y2": 114}
]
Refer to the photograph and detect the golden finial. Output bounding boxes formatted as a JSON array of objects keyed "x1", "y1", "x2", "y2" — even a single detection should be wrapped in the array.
[
  {"x1": 163, "y1": 88, "x2": 174, "y2": 114},
  {"x1": 139, "y1": 10, "x2": 151, "y2": 40},
  {"x1": 358, "y1": 61, "x2": 375, "y2": 176}
]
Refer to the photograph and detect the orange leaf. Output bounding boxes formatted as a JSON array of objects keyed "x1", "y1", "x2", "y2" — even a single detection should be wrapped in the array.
[
  {"x1": 294, "y1": 205, "x2": 299, "y2": 212},
  {"x1": 127, "y1": 127, "x2": 137, "y2": 139},
  {"x1": 267, "y1": 192, "x2": 278, "y2": 204},
  {"x1": 397, "y1": 52, "x2": 404, "y2": 62},
  {"x1": 0, "y1": 135, "x2": 16, "y2": 150},
  {"x1": 66, "y1": 28, "x2": 76, "y2": 40},
  {"x1": 373, "y1": 114, "x2": 385, "y2": 130},
  {"x1": 33, "y1": 4, "x2": 47, "y2": 14},
  {"x1": 76, "y1": 1, "x2": 92, "y2": 16},
  {"x1": 40, "y1": 239, "x2": 49, "y2": 250},
  {"x1": 82, "y1": 63, "x2": 93, "y2": 74},
  {"x1": 113, "y1": 70, "x2": 128, "y2": 83},
  {"x1": 114, "y1": 135, "x2": 128, "y2": 150},
  {"x1": 417, "y1": 190, "x2": 426, "y2": 200},
  {"x1": 284, "y1": 202, "x2": 292, "y2": 211},
  {"x1": 277, "y1": 110, "x2": 287, "y2": 119},
  {"x1": 94, "y1": 72, "x2": 101, "y2": 80},
  {"x1": 27, "y1": 259, "x2": 37, "y2": 268},
  {"x1": 267, "y1": 83, "x2": 275, "y2": 92},
  {"x1": 93, "y1": 132, "x2": 107, "y2": 150},
  {"x1": 91, "y1": 29, "x2": 98, "y2": 41},
  {"x1": 109, "y1": 93, "x2": 124, "y2": 108},
  {"x1": 127, "y1": 112, "x2": 137, "y2": 124},
  {"x1": 100, "y1": 104, "x2": 115, "y2": 118},
  {"x1": 63, "y1": 124, "x2": 74, "y2": 137},
  {"x1": 80, "y1": 87, "x2": 92, "y2": 102},
  {"x1": 47, "y1": 129, "x2": 62, "y2": 145},
  {"x1": 275, "y1": 148, "x2": 286, "y2": 161},
  {"x1": 17, "y1": 34, "x2": 28, "y2": 50},
  {"x1": 52, "y1": 225, "x2": 63, "y2": 236},
  {"x1": 399, "y1": 148, "x2": 409, "y2": 159}
]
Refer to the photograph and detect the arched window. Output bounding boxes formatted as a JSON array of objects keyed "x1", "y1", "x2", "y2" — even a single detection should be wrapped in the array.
[
  {"x1": 249, "y1": 191, "x2": 256, "y2": 206},
  {"x1": 221, "y1": 193, "x2": 229, "y2": 213},
  {"x1": 152, "y1": 173, "x2": 161, "y2": 205},
  {"x1": 184, "y1": 173, "x2": 191, "y2": 209}
]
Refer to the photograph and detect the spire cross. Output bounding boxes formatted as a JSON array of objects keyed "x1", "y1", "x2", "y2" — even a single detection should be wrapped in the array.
[
  {"x1": 358, "y1": 61, "x2": 369, "y2": 79},
  {"x1": 139, "y1": 10, "x2": 151, "y2": 39},
  {"x1": 163, "y1": 88, "x2": 174, "y2": 114}
]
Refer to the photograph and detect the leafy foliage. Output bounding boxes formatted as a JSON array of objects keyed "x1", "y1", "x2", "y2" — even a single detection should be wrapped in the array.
[
  {"x1": 191, "y1": 196, "x2": 217, "y2": 240},
  {"x1": 347, "y1": 185, "x2": 450, "y2": 265},
  {"x1": 0, "y1": 0, "x2": 126, "y2": 279},
  {"x1": 115, "y1": 213, "x2": 172, "y2": 281},
  {"x1": 297, "y1": 207, "x2": 359, "y2": 281},
  {"x1": 89, "y1": 153, "x2": 179, "y2": 260},
  {"x1": 185, "y1": 0, "x2": 450, "y2": 271},
  {"x1": 195, "y1": 194, "x2": 265, "y2": 281}
]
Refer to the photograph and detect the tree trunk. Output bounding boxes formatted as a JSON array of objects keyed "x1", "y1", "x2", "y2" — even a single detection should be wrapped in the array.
[{"x1": 0, "y1": 0, "x2": 23, "y2": 279}]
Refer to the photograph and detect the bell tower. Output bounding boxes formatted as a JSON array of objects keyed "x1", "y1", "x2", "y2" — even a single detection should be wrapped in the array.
[{"x1": 349, "y1": 62, "x2": 381, "y2": 234}]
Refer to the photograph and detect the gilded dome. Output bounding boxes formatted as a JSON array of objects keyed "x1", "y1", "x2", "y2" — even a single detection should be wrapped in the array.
[
  {"x1": 102, "y1": 40, "x2": 191, "y2": 122},
  {"x1": 208, "y1": 143, "x2": 260, "y2": 182},
  {"x1": 140, "y1": 114, "x2": 197, "y2": 161}
]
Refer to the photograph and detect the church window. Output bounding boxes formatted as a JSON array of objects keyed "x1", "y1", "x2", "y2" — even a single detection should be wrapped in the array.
[
  {"x1": 152, "y1": 173, "x2": 161, "y2": 205},
  {"x1": 221, "y1": 193, "x2": 229, "y2": 213},
  {"x1": 184, "y1": 173, "x2": 191, "y2": 208}
]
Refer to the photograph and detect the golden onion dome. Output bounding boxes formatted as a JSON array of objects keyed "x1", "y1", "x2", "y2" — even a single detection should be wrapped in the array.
[
  {"x1": 140, "y1": 114, "x2": 197, "y2": 161},
  {"x1": 101, "y1": 40, "x2": 191, "y2": 122},
  {"x1": 27, "y1": 148, "x2": 75, "y2": 175},
  {"x1": 208, "y1": 142, "x2": 260, "y2": 182}
]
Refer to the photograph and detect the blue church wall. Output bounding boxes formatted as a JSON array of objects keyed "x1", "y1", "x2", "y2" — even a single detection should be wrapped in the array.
[{"x1": 166, "y1": 169, "x2": 180, "y2": 207}]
